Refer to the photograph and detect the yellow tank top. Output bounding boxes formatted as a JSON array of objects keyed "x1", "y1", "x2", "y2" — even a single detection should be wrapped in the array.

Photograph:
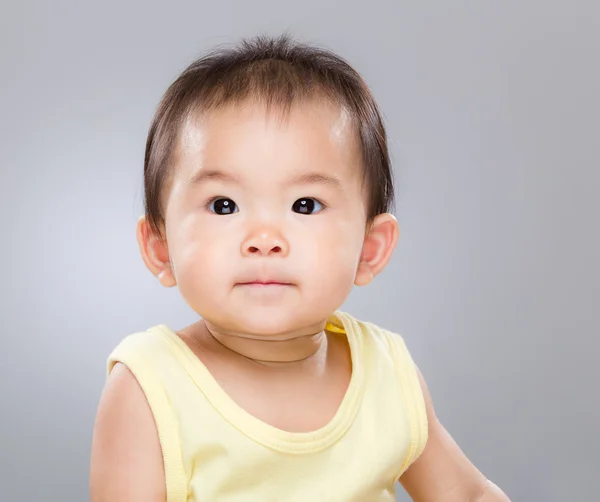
[{"x1": 107, "y1": 311, "x2": 428, "y2": 501}]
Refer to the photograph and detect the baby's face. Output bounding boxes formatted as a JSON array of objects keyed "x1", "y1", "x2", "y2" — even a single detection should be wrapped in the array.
[{"x1": 162, "y1": 99, "x2": 369, "y2": 336}]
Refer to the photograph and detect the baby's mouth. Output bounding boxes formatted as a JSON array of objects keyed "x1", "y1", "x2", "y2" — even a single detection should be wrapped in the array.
[{"x1": 237, "y1": 281, "x2": 292, "y2": 286}]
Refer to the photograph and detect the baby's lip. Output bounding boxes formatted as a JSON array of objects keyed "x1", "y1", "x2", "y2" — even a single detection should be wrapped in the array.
[
  {"x1": 237, "y1": 280, "x2": 293, "y2": 285},
  {"x1": 235, "y1": 274, "x2": 295, "y2": 286}
]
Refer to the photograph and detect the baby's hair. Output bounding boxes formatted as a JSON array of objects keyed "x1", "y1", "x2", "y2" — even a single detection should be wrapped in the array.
[{"x1": 143, "y1": 33, "x2": 395, "y2": 239}]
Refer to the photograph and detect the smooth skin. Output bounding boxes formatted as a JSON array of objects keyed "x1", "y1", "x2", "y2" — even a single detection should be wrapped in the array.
[{"x1": 91, "y1": 99, "x2": 510, "y2": 501}]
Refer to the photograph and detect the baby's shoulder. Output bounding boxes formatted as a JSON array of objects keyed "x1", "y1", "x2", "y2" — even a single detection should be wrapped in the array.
[
  {"x1": 340, "y1": 311, "x2": 407, "y2": 348},
  {"x1": 106, "y1": 324, "x2": 180, "y2": 376},
  {"x1": 338, "y1": 312, "x2": 420, "y2": 377}
]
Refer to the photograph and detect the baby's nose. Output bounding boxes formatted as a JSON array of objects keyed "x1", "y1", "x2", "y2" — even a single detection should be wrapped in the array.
[{"x1": 241, "y1": 228, "x2": 289, "y2": 257}]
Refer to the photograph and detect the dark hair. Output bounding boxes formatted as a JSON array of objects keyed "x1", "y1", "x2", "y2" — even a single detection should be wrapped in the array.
[{"x1": 143, "y1": 33, "x2": 394, "y2": 239}]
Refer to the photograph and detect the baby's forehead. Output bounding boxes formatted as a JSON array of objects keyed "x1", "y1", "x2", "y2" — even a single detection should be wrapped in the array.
[
  {"x1": 182, "y1": 98, "x2": 356, "y2": 139},
  {"x1": 175, "y1": 99, "x2": 363, "y2": 177}
]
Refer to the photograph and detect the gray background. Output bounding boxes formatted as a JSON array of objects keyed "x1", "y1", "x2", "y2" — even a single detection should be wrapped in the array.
[{"x1": 1, "y1": 1, "x2": 598, "y2": 501}]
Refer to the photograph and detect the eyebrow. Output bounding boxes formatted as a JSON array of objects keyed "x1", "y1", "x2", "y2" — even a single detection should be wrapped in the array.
[
  {"x1": 188, "y1": 169, "x2": 240, "y2": 185},
  {"x1": 291, "y1": 172, "x2": 344, "y2": 190},
  {"x1": 188, "y1": 168, "x2": 343, "y2": 190}
]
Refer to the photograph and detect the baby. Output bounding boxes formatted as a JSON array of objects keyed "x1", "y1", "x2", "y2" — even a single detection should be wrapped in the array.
[{"x1": 90, "y1": 34, "x2": 510, "y2": 501}]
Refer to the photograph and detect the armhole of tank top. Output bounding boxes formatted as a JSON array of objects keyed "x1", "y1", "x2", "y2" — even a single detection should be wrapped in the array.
[
  {"x1": 107, "y1": 333, "x2": 188, "y2": 502},
  {"x1": 384, "y1": 330, "x2": 429, "y2": 479}
]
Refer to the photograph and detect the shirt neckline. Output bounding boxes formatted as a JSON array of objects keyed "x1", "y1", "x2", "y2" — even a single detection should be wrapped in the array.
[{"x1": 151, "y1": 311, "x2": 365, "y2": 454}]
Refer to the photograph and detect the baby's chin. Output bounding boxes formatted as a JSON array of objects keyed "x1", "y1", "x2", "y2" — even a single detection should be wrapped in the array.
[{"x1": 203, "y1": 305, "x2": 326, "y2": 340}]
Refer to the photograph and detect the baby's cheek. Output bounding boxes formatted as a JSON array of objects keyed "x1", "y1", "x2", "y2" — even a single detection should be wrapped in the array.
[
  {"x1": 310, "y1": 241, "x2": 359, "y2": 299},
  {"x1": 176, "y1": 241, "x2": 225, "y2": 294},
  {"x1": 330, "y1": 231, "x2": 363, "y2": 269}
]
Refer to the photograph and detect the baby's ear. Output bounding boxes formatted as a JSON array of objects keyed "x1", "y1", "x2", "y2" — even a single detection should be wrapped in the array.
[
  {"x1": 354, "y1": 213, "x2": 399, "y2": 287},
  {"x1": 136, "y1": 215, "x2": 177, "y2": 287}
]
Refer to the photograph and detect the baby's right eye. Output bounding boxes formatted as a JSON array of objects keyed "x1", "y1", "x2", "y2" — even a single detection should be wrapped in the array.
[{"x1": 208, "y1": 198, "x2": 238, "y2": 215}]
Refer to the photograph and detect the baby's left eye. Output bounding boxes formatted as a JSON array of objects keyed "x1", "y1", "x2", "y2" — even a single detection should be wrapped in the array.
[{"x1": 292, "y1": 198, "x2": 324, "y2": 215}]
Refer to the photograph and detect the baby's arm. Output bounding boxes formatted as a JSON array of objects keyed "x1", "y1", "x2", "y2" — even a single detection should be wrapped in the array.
[
  {"x1": 90, "y1": 363, "x2": 166, "y2": 502},
  {"x1": 399, "y1": 367, "x2": 510, "y2": 501}
]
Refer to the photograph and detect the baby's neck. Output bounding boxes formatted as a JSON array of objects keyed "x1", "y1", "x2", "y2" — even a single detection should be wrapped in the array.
[{"x1": 202, "y1": 320, "x2": 328, "y2": 367}]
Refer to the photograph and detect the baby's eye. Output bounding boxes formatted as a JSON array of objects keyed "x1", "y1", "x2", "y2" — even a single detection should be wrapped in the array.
[
  {"x1": 208, "y1": 198, "x2": 238, "y2": 215},
  {"x1": 292, "y1": 198, "x2": 324, "y2": 215}
]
